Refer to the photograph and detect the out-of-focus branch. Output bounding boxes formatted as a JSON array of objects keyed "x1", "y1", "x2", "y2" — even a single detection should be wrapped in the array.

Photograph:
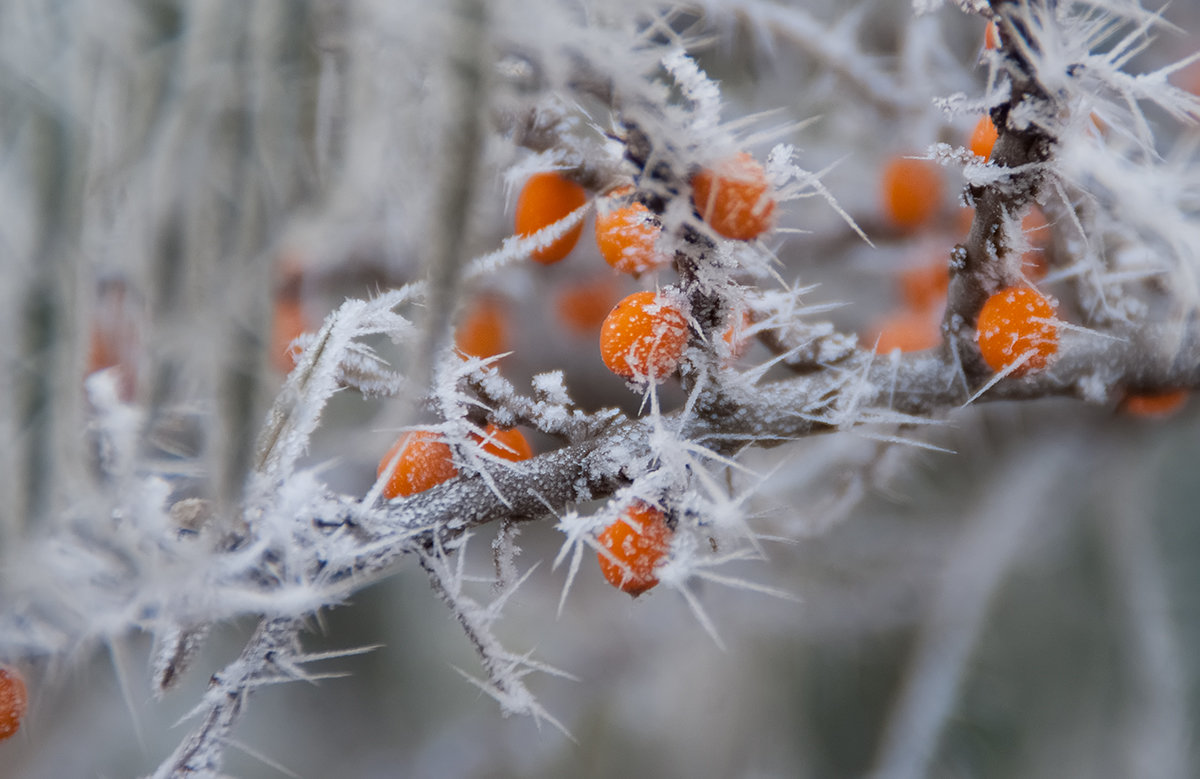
[
  {"x1": 869, "y1": 445, "x2": 1072, "y2": 779},
  {"x1": 151, "y1": 618, "x2": 302, "y2": 779},
  {"x1": 689, "y1": 0, "x2": 909, "y2": 113}
]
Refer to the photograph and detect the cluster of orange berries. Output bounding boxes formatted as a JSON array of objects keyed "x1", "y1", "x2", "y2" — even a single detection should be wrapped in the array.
[
  {"x1": 517, "y1": 153, "x2": 774, "y2": 270},
  {"x1": 377, "y1": 425, "x2": 533, "y2": 499},
  {"x1": 382, "y1": 152, "x2": 776, "y2": 592},
  {"x1": 0, "y1": 665, "x2": 27, "y2": 743},
  {"x1": 874, "y1": 151, "x2": 1062, "y2": 374},
  {"x1": 869, "y1": 152, "x2": 951, "y2": 354},
  {"x1": 499, "y1": 153, "x2": 773, "y2": 382},
  {"x1": 375, "y1": 426, "x2": 674, "y2": 595},
  {"x1": 868, "y1": 39, "x2": 1067, "y2": 375},
  {"x1": 869, "y1": 51, "x2": 1188, "y2": 407}
]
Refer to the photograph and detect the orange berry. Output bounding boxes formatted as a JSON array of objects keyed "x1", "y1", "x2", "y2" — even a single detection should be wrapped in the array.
[
  {"x1": 596, "y1": 503, "x2": 672, "y2": 596},
  {"x1": 871, "y1": 310, "x2": 942, "y2": 354},
  {"x1": 270, "y1": 296, "x2": 309, "y2": 374},
  {"x1": 477, "y1": 424, "x2": 533, "y2": 462},
  {"x1": 1122, "y1": 389, "x2": 1188, "y2": 418},
  {"x1": 984, "y1": 21, "x2": 999, "y2": 50},
  {"x1": 970, "y1": 115, "x2": 999, "y2": 159},
  {"x1": 0, "y1": 665, "x2": 27, "y2": 742},
  {"x1": 378, "y1": 424, "x2": 531, "y2": 500},
  {"x1": 515, "y1": 171, "x2": 588, "y2": 264},
  {"x1": 595, "y1": 200, "x2": 667, "y2": 275},
  {"x1": 899, "y1": 261, "x2": 950, "y2": 313},
  {"x1": 692, "y1": 152, "x2": 776, "y2": 241},
  {"x1": 556, "y1": 276, "x2": 624, "y2": 335},
  {"x1": 378, "y1": 431, "x2": 459, "y2": 499},
  {"x1": 881, "y1": 156, "x2": 944, "y2": 232},
  {"x1": 455, "y1": 296, "x2": 508, "y2": 359},
  {"x1": 975, "y1": 286, "x2": 1059, "y2": 375},
  {"x1": 599, "y1": 291, "x2": 689, "y2": 381}
]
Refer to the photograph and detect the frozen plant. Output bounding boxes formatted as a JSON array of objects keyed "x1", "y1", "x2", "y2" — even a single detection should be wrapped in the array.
[{"x1": 0, "y1": 0, "x2": 1198, "y2": 776}]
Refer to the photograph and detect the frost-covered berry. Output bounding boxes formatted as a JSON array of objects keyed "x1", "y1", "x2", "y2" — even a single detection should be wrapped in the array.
[
  {"x1": 880, "y1": 156, "x2": 944, "y2": 232},
  {"x1": 975, "y1": 287, "x2": 1059, "y2": 375},
  {"x1": 515, "y1": 171, "x2": 588, "y2": 264},
  {"x1": 596, "y1": 503, "x2": 672, "y2": 596},
  {"x1": 378, "y1": 425, "x2": 532, "y2": 499},
  {"x1": 692, "y1": 152, "x2": 776, "y2": 240},
  {"x1": 599, "y1": 291, "x2": 689, "y2": 381},
  {"x1": 378, "y1": 431, "x2": 459, "y2": 499},
  {"x1": 970, "y1": 115, "x2": 998, "y2": 160},
  {"x1": 475, "y1": 424, "x2": 533, "y2": 462},
  {"x1": 0, "y1": 665, "x2": 27, "y2": 742},
  {"x1": 595, "y1": 198, "x2": 667, "y2": 275}
]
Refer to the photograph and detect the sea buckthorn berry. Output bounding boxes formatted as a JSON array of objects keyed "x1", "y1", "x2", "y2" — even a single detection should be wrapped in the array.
[
  {"x1": 556, "y1": 276, "x2": 623, "y2": 335},
  {"x1": 477, "y1": 424, "x2": 533, "y2": 462},
  {"x1": 595, "y1": 200, "x2": 667, "y2": 275},
  {"x1": 0, "y1": 665, "x2": 27, "y2": 742},
  {"x1": 455, "y1": 296, "x2": 508, "y2": 359},
  {"x1": 378, "y1": 431, "x2": 458, "y2": 499},
  {"x1": 975, "y1": 286, "x2": 1059, "y2": 375},
  {"x1": 692, "y1": 152, "x2": 776, "y2": 241},
  {"x1": 871, "y1": 310, "x2": 942, "y2": 354},
  {"x1": 596, "y1": 503, "x2": 672, "y2": 596},
  {"x1": 899, "y1": 261, "x2": 950, "y2": 313},
  {"x1": 599, "y1": 291, "x2": 689, "y2": 381},
  {"x1": 984, "y1": 21, "x2": 999, "y2": 50},
  {"x1": 970, "y1": 115, "x2": 999, "y2": 160},
  {"x1": 881, "y1": 156, "x2": 944, "y2": 233},
  {"x1": 1122, "y1": 389, "x2": 1188, "y2": 419},
  {"x1": 515, "y1": 171, "x2": 588, "y2": 264}
]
